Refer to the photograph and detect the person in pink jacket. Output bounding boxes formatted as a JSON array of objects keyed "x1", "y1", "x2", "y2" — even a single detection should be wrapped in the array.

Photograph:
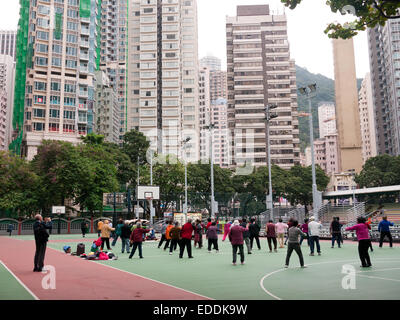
[
  {"x1": 345, "y1": 217, "x2": 372, "y2": 268},
  {"x1": 275, "y1": 219, "x2": 288, "y2": 248},
  {"x1": 222, "y1": 220, "x2": 232, "y2": 241}
]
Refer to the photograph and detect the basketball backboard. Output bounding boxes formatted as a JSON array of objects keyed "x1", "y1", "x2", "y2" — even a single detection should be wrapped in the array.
[
  {"x1": 137, "y1": 186, "x2": 160, "y2": 200},
  {"x1": 52, "y1": 206, "x2": 65, "y2": 215}
]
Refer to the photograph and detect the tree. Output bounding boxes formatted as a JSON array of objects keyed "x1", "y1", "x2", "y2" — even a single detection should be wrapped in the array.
[
  {"x1": 31, "y1": 140, "x2": 80, "y2": 214},
  {"x1": 122, "y1": 130, "x2": 151, "y2": 165},
  {"x1": 76, "y1": 139, "x2": 120, "y2": 216},
  {"x1": 285, "y1": 165, "x2": 330, "y2": 212},
  {"x1": 355, "y1": 154, "x2": 400, "y2": 188},
  {"x1": 281, "y1": 0, "x2": 400, "y2": 39},
  {"x1": 0, "y1": 151, "x2": 39, "y2": 216}
]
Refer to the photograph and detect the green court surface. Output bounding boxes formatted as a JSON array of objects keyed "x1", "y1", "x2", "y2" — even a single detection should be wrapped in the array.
[
  {"x1": 0, "y1": 262, "x2": 35, "y2": 300},
  {"x1": 38, "y1": 234, "x2": 400, "y2": 300}
]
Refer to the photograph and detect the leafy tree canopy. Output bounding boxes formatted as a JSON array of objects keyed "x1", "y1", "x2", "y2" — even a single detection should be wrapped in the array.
[{"x1": 282, "y1": 0, "x2": 400, "y2": 39}]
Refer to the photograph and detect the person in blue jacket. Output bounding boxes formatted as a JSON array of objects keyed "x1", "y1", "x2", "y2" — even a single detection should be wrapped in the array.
[{"x1": 378, "y1": 216, "x2": 394, "y2": 248}]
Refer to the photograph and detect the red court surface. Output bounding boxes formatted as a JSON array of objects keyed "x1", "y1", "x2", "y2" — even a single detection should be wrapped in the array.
[{"x1": 0, "y1": 237, "x2": 209, "y2": 300}]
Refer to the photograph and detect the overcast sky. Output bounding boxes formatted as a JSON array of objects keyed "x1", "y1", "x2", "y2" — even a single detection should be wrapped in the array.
[{"x1": 0, "y1": 0, "x2": 369, "y2": 79}]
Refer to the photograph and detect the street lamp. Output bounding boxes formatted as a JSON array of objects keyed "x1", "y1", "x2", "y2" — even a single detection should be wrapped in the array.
[
  {"x1": 182, "y1": 137, "x2": 192, "y2": 218},
  {"x1": 264, "y1": 104, "x2": 279, "y2": 221},
  {"x1": 298, "y1": 83, "x2": 321, "y2": 218},
  {"x1": 205, "y1": 123, "x2": 216, "y2": 218}
]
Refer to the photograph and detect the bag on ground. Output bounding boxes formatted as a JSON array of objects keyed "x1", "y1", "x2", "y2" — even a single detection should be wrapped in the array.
[{"x1": 76, "y1": 243, "x2": 85, "y2": 256}]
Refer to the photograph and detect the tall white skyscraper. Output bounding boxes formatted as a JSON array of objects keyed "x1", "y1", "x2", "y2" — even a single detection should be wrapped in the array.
[
  {"x1": 226, "y1": 5, "x2": 300, "y2": 169},
  {"x1": 358, "y1": 72, "x2": 377, "y2": 163},
  {"x1": 318, "y1": 103, "x2": 336, "y2": 139},
  {"x1": 0, "y1": 31, "x2": 17, "y2": 61},
  {"x1": 127, "y1": 0, "x2": 200, "y2": 162},
  {"x1": 0, "y1": 54, "x2": 15, "y2": 150}
]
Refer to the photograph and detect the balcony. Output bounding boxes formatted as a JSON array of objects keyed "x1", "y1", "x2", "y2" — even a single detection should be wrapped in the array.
[
  {"x1": 80, "y1": 40, "x2": 89, "y2": 48},
  {"x1": 80, "y1": 53, "x2": 89, "y2": 61},
  {"x1": 81, "y1": 28, "x2": 90, "y2": 36},
  {"x1": 79, "y1": 66, "x2": 89, "y2": 73},
  {"x1": 79, "y1": 90, "x2": 88, "y2": 98}
]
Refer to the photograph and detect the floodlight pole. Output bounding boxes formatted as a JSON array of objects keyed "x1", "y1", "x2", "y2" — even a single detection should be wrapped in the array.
[
  {"x1": 150, "y1": 149, "x2": 154, "y2": 224},
  {"x1": 210, "y1": 124, "x2": 215, "y2": 219},
  {"x1": 137, "y1": 156, "x2": 140, "y2": 219},
  {"x1": 182, "y1": 138, "x2": 191, "y2": 220},
  {"x1": 300, "y1": 84, "x2": 319, "y2": 219},
  {"x1": 265, "y1": 105, "x2": 274, "y2": 221}
]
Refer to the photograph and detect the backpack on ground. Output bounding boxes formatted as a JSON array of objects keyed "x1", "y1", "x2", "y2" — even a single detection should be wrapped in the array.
[{"x1": 76, "y1": 243, "x2": 85, "y2": 256}]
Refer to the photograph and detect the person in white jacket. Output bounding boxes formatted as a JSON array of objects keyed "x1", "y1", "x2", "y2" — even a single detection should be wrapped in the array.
[{"x1": 308, "y1": 216, "x2": 322, "y2": 256}]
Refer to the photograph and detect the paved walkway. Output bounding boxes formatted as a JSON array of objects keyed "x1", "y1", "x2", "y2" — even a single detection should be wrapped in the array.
[{"x1": 0, "y1": 237, "x2": 208, "y2": 300}]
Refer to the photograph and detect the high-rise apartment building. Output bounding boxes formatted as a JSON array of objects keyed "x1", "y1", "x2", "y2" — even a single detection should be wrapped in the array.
[
  {"x1": 211, "y1": 98, "x2": 229, "y2": 167},
  {"x1": 358, "y1": 72, "x2": 377, "y2": 163},
  {"x1": 9, "y1": 0, "x2": 100, "y2": 159},
  {"x1": 0, "y1": 54, "x2": 15, "y2": 150},
  {"x1": 314, "y1": 134, "x2": 340, "y2": 175},
  {"x1": 127, "y1": 0, "x2": 200, "y2": 162},
  {"x1": 199, "y1": 66, "x2": 211, "y2": 161},
  {"x1": 0, "y1": 31, "x2": 17, "y2": 61},
  {"x1": 333, "y1": 38, "x2": 363, "y2": 173},
  {"x1": 318, "y1": 103, "x2": 336, "y2": 138},
  {"x1": 94, "y1": 70, "x2": 120, "y2": 144},
  {"x1": 199, "y1": 55, "x2": 221, "y2": 71},
  {"x1": 226, "y1": 5, "x2": 300, "y2": 169},
  {"x1": 368, "y1": 19, "x2": 400, "y2": 156},
  {"x1": 99, "y1": 0, "x2": 127, "y2": 142}
]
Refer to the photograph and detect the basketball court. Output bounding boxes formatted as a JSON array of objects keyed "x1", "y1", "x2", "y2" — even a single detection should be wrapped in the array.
[{"x1": 1, "y1": 233, "x2": 399, "y2": 300}]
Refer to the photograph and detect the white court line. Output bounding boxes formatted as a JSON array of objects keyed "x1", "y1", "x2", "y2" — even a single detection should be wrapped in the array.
[
  {"x1": 0, "y1": 260, "x2": 39, "y2": 300},
  {"x1": 45, "y1": 246, "x2": 213, "y2": 300},
  {"x1": 357, "y1": 274, "x2": 400, "y2": 283},
  {"x1": 259, "y1": 258, "x2": 400, "y2": 300}
]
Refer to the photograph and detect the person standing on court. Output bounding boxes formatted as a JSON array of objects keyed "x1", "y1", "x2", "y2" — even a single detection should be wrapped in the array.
[
  {"x1": 179, "y1": 219, "x2": 194, "y2": 259},
  {"x1": 169, "y1": 221, "x2": 181, "y2": 255},
  {"x1": 330, "y1": 217, "x2": 342, "y2": 248},
  {"x1": 249, "y1": 218, "x2": 261, "y2": 250},
  {"x1": 81, "y1": 220, "x2": 88, "y2": 238},
  {"x1": 112, "y1": 219, "x2": 124, "y2": 246},
  {"x1": 194, "y1": 219, "x2": 204, "y2": 249},
  {"x1": 97, "y1": 219, "x2": 103, "y2": 237},
  {"x1": 345, "y1": 217, "x2": 372, "y2": 268},
  {"x1": 33, "y1": 215, "x2": 51, "y2": 272},
  {"x1": 206, "y1": 221, "x2": 219, "y2": 253},
  {"x1": 157, "y1": 220, "x2": 169, "y2": 249},
  {"x1": 163, "y1": 220, "x2": 174, "y2": 250},
  {"x1": 240, "y1": 218, "x2": 252, "y2": 254},
  {"x1": 227, "y1": 220, "x2": 249, "y2": 265},
  {"x1": 299, "y1": 218, "x2": 309, "y2": 246},
  {"x1": 308, "y1": 216, "x2": 322, "y2": 256},
  {"x1": 120, "y1": 221, "x2": 132, "y2": 254},
  {"x1": 284, "y1": 218, "x2": 294, "y2": 245},
  {"x1": 100, "y1": 220, "x2": 115, "y2": 251},
  {"x1": 266, "y1": 220, "x2": 278, "y2": 252},
  {"x1": 378, "y1": 216, "x2": 394, "y2": 248},
  {"x1": 275, "y1": 218, "x2": 288, "y2": 248},
  {"x1": 129, "y1": 222, "x2": 150, "y2": 259},
  {"x1": 7, "y1": 223, "x2": 14, "y2": 236},
  {"x1": 285, "y1": 220, "x2": 307, "y2": 268},
  {"x1": 222, "y1": 220, "x2": 232, "y2": 242}
]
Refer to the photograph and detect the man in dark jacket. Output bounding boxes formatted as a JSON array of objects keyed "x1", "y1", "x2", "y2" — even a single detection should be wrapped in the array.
[
  {"x1": 81, "y1": 220, "x2": 88, "y2": 238},
  {"x1": 240, "y1": 219, "x2": 252, "y2": 254},
  {"x1": 249, "y1": 218, "x2": 261, "y2": 250},
  {"x1": 129, "y1": 222, "x2": 149, "y2": 259},
  {"x1": 179, "y1": 219, "x2": 194, "y2": 259},
  {"x1": 120, "y1": 221, "x2": 132, "y2": 254},
  {"x1": 330, "y1": 217, "x2": 342, "y2": 248},
  {"x1": 33, "y1": 215, "x2": 50, "y2": 272}
]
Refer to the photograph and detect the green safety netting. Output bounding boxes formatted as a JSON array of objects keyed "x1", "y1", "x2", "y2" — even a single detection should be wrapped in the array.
[
  {"x1": 54, "y1": 12, "x2": 62, "y2": 40},
  {"x1": 96, "y1": 0, "x2": 102, "y2": 70},
  {"x1": 9, "y1": 0, "x2": 30, "y2": 155},
  {"x1": 80, "y1": 0, "x2": 91, "y2": 18}
]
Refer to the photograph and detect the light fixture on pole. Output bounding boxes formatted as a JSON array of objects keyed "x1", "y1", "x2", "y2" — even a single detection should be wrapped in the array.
[
  {"x1": 264, "y1": 104, "x2": 279, "y2": 221},
  {"x1": 182, "y1": 137, "x2": 192, "y2": 218},
  {"x1": 298, "y1": 83, "x2": 321, "y2": 218},
  {"x1": 205, "y1": 123, "x2": 216, "y2": 218}
]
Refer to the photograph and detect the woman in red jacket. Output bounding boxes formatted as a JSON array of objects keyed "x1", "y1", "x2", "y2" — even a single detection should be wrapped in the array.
[
  {"x1": 179, "y1": 219, "x2": 195, "y2": 259},
  {"x1": 128, "y1": 222, "x2": 150, "y2": 259}
]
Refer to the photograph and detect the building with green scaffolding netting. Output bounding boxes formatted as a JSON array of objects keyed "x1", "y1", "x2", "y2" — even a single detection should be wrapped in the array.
[{"x1": 9, "y1": 0, "x2": 102, "y2": 159}]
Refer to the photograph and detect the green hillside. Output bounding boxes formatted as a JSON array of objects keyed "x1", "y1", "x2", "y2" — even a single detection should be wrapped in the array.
[{"x1": 295, "y1": 65, "x2": 362, "y2": 152}]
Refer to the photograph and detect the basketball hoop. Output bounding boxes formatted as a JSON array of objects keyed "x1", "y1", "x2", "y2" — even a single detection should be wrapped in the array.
[{"x1": 144, "y1": 192, "x2": 153, "y2": 202}]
